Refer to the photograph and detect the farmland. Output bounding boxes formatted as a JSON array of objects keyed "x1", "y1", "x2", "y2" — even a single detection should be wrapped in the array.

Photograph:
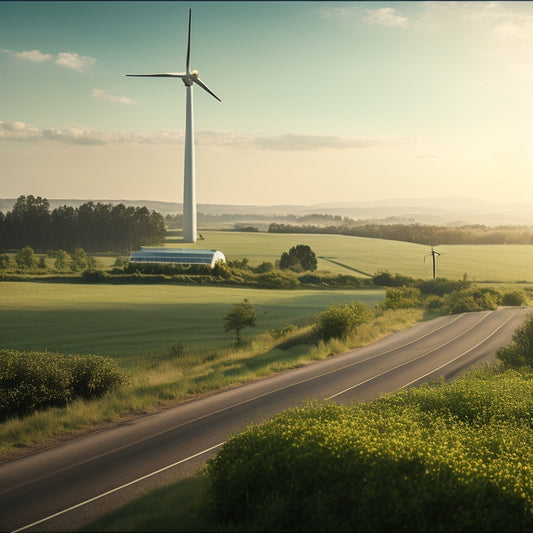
[
  {"x1": 166, "y1": 230, "x2": 533, "y2": 282},
  {"x1": 0, "y1": 282, "x2": 384, "y2": 357}
]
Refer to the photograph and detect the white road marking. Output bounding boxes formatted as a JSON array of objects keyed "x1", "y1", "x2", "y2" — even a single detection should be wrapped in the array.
[
  {"x1": 11, "y1": 442, "x2": 225, "y2": 533},
  {"x1": 326, "y1": 310, "x2": 493, "y2": 399},
  {"x1": 399, "y1": 307, "x2": 520, "y2": 389}
]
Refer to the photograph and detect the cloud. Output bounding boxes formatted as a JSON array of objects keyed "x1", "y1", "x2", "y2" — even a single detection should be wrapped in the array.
[
  {"x1": 55, "y1": 52, "x2": 96, "y2": 72},
  {"x1": 0, "y1": 121, "x2": 409, "y2": 151},
  {"x1": 317, "y1": 5, "x2": 411, "y2": 28},
  {"x1": 362, "y1": 7, "x2": 409, "y2": 28},
  {"x1": 0, "y1": 121, "x2": 181, "y2": 145},
  {"x1": 250, "y1": 133, "x2": 392, "y2": 151},
  {"x1": 4, "y1": 48, "x2": 96, "y2": 72},
  {"x1": 92, "y1": 88, "x2": 136, "y2": 105},
  {"x1": 0, "y1": 121, "x2": 41, "y2": 140},
  {"x1": 9, "y1": 49, "x2": 52, "y2": 62}
]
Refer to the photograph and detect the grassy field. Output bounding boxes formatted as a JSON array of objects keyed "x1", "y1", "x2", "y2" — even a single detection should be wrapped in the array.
[
  {"x1": 164, "y1": 230, "x2": 533, "y2": 282},
  {"x1": 0, "y1": 282, "x2": 385, "y2": 358}
]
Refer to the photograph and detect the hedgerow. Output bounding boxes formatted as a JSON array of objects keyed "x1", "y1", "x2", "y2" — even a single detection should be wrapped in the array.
[
  {"x1": 206, "y1": 367, "x2": 533, "y2": 531},
  {"x1": 0, "y1": 350, "x2": 127, "y2": 420}
]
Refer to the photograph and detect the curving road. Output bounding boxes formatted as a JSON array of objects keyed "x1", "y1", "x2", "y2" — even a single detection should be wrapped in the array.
[{"x1": 1, "y1": 307, "x2": 530, "y2": 532}]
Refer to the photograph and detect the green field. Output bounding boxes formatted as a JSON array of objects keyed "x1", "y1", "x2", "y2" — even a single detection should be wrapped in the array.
[
  {"x1": 0, "y1": 282, "x2": 384, "y2": 357},
  {"x1": 163, "y1": 231, "x2": 533, "y2": 282}
]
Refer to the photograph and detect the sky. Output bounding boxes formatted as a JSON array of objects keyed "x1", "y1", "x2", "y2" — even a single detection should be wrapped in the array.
[{"x1": 1, "y1": 1, "x2": 533, "y2": 207}]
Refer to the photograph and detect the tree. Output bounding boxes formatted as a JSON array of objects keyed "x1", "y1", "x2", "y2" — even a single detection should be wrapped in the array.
[
  {"x1": 279, "y1": 244, "x2": 317, "y2": 272},
  {"x1": 223, "y1": 300, "x2": 257, "y2": 345},
  {"x1": 15, "y1": 246, "x2": 36, "y2": 268},
  {"x1": 10, "y1": 195, "x2": 51, "y2": 249},
  {"x1": 54, "y1": 250, "x2": 71, "y2": 270},
  {"x1": 0, "y1": 253, "x2": 10, "y2": 270}
]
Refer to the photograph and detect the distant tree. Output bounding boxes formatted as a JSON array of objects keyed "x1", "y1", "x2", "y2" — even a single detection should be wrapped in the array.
[
  {"x1": 279, "y1": 244, "x2": 317, "y2": 272},
  {"x1": 223, "y1": 300, "x2": 257, "y2": 345},
  {"x1": 10, "y1": 195, "x2": 52, "y2": 249},
  {"x1": 70, "y1": 248, "x2": 90, "y2": 272},
  {"x1": 54, "y1": 250, "x2": 71, "y2": 270},
  {"x1": 0, "y1": 253, "x2": 10, "y2": 270},
  {"x1": 15, "y1": 246, "x2": 36, "y2": 268}
]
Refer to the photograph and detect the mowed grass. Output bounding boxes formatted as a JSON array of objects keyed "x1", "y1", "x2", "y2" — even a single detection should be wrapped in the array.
[
  {"x1": 0, "y1": 282, "x2": 384, "y2": 358},
  {"x1": 166, "y1": 230, "x2": 533, "y2": 282}
]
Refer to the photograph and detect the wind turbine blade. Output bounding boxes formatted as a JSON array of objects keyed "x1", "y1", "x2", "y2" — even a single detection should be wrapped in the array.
[
  {"x1": 186, "y1": 8, "x2": 191, "y2": 74},
  {"x1": 126, "y1": 73, "x2": 186, "y2": 77},
  {"x1": 193, "y1": 78, "x2": 222, "y2": 101}
]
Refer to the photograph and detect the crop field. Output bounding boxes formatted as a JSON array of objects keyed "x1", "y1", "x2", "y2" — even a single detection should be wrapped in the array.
[
  {"x1": 163, "y1": 231, "x2": 533, "y2": 282},
  {"x1": 0, "y1": 282, "x2": 385, "y2": 358}
]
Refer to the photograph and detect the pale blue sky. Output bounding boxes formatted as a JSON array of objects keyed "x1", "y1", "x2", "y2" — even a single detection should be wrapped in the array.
[{"x1": 1, "y1": 1, "x2": 533, "y2": 206}]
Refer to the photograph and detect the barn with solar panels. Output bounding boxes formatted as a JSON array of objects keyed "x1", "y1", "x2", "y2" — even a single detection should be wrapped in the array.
[{"x1": 129, "y1": 248, "x2": 226, "y2": 268}]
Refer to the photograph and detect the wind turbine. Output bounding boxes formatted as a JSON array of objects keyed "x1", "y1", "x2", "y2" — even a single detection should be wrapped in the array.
[
  {"x1": 127, "y1": 9, "x2": 221, "y2": 243},
  {"x1": 424, "y1": 245, "x2": 441, "y2": 280}
]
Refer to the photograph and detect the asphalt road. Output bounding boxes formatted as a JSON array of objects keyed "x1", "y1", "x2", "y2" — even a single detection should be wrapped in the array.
[{"x1": 1, "y1": 307, "x2": 530, "y2": 532}]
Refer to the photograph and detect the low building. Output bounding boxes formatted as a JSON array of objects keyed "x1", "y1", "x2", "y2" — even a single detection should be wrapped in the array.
[{"x1": 129, "y1": 248, "x2": 226, "y2": 268}]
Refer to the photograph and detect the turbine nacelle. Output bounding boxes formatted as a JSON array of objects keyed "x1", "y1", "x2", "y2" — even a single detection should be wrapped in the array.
[{"x1": 126, "y1": 10, "x2": 221, "y2": 101}]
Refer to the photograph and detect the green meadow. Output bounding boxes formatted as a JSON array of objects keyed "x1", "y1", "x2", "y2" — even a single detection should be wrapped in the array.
[
  {"x1": 0, "y1": 282, "x2": 384, "y2": 357},
  {"x1": 165, "y1": 230, "x2": 533, "y2": 282}
]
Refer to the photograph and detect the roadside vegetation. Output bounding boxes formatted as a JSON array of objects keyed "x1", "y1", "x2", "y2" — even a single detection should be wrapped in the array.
[
  {"x1": 0, "y1": 304, "x2": 422, "y2": 456},
  {"x1": 85, "y1": 316, "x2": 533, "y2": 532}
]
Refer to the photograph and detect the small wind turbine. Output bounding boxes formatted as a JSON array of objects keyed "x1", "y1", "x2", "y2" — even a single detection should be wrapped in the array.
[
  {"x1": 127, "y1": 9, "x2": 221, "y2": 243},
  {"x1": 424, "y1": 245, "x2": 441, "y2": 280}
]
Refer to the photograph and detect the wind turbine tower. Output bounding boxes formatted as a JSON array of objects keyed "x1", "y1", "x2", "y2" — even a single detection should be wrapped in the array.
[
  {"x1": 127, "y1": 9, "x2": 221, "y2": 243},
  {"x1": 425, "y1": 245, "x2": 441, "y2": 280}
]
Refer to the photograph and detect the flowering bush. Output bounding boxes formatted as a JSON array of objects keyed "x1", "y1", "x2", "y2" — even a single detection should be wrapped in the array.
[{"x1": 206, "y1": 368, "x2": 533, "y2": 531}]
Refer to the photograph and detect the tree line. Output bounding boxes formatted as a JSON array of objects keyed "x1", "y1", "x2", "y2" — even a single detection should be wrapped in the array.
[
  {"x1": 268, "y1": 222, "x2": 533, "y2": 245},
  {"x1": 0, "y1": 195, "x2": 166, "y2": 252}
]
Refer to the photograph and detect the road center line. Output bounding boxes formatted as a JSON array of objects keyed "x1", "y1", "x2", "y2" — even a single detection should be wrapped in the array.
[
  {"x1": 399, "y1": 307, "x2": 521, "y2": 389},
  {"x1": 326, "y1": 310, "x2": 492, "y2": 399}
]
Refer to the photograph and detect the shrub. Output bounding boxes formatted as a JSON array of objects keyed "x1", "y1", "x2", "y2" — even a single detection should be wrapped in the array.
[
  {"x1": 256, "y1": 271, "x2": 299, "y2": 289},
  {"x1": 66, "y1": 355, "x2": 126, "y2": 399},
  {"x1": 443, "y1": 287, "x2": 500, "y2": 314},
  {"x1": 381, "y1": 287, "x2": 421, "y2": 310},
  {"x1": 0, "y1": 350, "x2": 127, "y2": 420},
  {"x1": 417, "y1": 277, "x2": 470, "y2": 296},
  {"x1": 372, "y1": 270, "x2": 415, "y2": 287},
  {"x1": 81, "y1": 269, "x2": 109, "y2": 282},
  {"x1": 206, "y1": 369, "x2": 533, "y2": 531},
  {"x1": 501, "y1": 290, "x2": 527, "y2": 306},
  {"x1": 313, "y1": 300, "x2": 372, "y2": 341},
  {"x1": 497, "y1": 313, "x2": 533, "y2": 368},
  {"x1": 252, "y1": 261, "x2": 274, "y2": 274},
  {"x1": 0, "y1": 350, "x2": 71, "y2": 419}
]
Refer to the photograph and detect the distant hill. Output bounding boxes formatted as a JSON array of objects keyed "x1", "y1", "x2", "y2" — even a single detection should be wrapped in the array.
[{"x1": 1, "y1": 197, "x2": 533, "y2": 226}]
